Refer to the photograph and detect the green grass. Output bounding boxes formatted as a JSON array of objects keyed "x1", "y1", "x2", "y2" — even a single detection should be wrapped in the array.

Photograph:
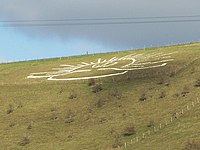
[{"x1": 0, "y1": 42, "x2": 200, "y2": 150}]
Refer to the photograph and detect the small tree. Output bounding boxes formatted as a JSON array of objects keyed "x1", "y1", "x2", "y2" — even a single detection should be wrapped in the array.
[
  {"x1": 112, "y1": 131, "x2": 123, "y2": 148},
  {"x1": 194, "y1": 79, "x2": 200, "y2": 87},
  {"x1": 182, "y1": 140, "x2": 200, "y2": 150},
  {"x1": 110, "y1": 88, "x2": 122, "y2": 99},
  {"x1": 157, "y1": 77, "x2": 165, "y2": 85},
  {"x1": 147, "y1": 119, "x2": 154, "y2": 127},
  {"x1": 7, "y1": 104, "x2": 13, "y2": 114},
  {"x1": 27, "y1": 122, "x2": 32, "y2": 130},
  {"x1": 65, "y1": 109, "x2": 74, "y2": 124},
  {"x1": 122, "y1": 124, "x2": 136, "y2": 136},
  {"x1": 182, "y1": 86, "x2": 190, "y2": 97},
  {"x1": 68, "y1": 90, "x2": 77, "y2": 99},
  {"x1": 19, "y1": 134, "x2": 30, "y2": 146},
  {"x1": 95, "y1": 98, "x2": 105, "y2": 108},
  {"x1": 92, "y1": 83, "x2": 103, "y2": 93},
  {"x1": 139, "y1": 93, "x2": 147, "y2": 101},
  {"x1": 88, "y1": 78, "x2": 95, "y2": 86},
  {"x1": 159, "y1": 91, "x2": 166, "y2": 99}
]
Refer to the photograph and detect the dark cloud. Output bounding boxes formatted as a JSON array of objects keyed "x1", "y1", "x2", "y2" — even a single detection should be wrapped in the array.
[{"x1": 0, "y1": 0, "x2": 200, "y2": 49}]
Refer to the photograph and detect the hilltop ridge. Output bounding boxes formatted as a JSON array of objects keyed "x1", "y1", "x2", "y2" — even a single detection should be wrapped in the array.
[{"x1": 0, "y1": 42, "x2": 200, "y2": 150}]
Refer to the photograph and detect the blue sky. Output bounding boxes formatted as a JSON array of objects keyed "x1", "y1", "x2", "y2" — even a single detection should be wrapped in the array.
[
  {"x1": 0, "y1": 0, "x2": 200, "y2": 62},
  {"x1": 0, "y1": 23, "x2": 110, "y2": 62}
]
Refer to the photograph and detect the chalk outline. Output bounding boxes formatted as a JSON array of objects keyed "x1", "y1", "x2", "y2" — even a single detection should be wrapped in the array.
[{"x1": 27, "y1": 52, "x2": 177, "y2": 81}]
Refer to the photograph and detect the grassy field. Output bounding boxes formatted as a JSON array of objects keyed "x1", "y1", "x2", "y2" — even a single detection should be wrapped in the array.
[{"x1": 0, "y1": 42, "x2": 200, "y2": 150}]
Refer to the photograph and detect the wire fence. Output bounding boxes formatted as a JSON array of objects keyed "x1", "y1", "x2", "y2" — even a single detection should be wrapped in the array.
[{"x1": 122, "y1": 97, "x2": 200, "y2": 149}]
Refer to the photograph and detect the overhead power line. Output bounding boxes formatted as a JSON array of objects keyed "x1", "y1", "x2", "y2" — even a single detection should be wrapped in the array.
[
  {"x1": 1, "y1": 19, "x2": 200, "y2": 27},
  {"x1": 1, "y1": 15, "x2": 200, "y2": 23}
]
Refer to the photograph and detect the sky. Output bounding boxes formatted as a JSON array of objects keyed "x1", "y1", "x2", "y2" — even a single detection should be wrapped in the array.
[{"x1": 0, "y1": 0, "x2": 200, "y2": 62}]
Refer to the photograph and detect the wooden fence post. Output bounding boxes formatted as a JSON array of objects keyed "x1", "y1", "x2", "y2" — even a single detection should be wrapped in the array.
[
  {"x1": 148, "y1": 130, "x2": 151, "y2": 135},
  {"x1": 142, "y1": 133, "x2": 145, "y2": 139},
  {"x1": 165, "y1": 120, "x2": 168, "y2": 126},
  {"x1": 192, "y1": 102, "x2": 195, "y2": 107},
  {"x1": 154, "y1": 127, "x2": 156, "y2": 132},
  {"x1": 136, "y1": 137, "x2": 139, "y2": 142},
  {"x1": 197, "y1": 97, "x2": 199, "y2": 103},
  {"x1": 124, "y1": 142, "x2": 127, "y2": 148},
  {"x1": 181, "y1": 109, "x2": 184, "y2": 115},
  {"x1": 159, "y1": 123, "x2": 162, "y2": 129}
]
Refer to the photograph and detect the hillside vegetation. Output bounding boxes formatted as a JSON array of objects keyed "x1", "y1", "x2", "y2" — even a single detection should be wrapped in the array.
[{"x1": 0, "y1": 42, "x2": 200, "y2": 150}]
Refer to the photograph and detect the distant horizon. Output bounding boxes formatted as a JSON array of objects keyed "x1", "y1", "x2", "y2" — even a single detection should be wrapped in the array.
[{"x1": 0, "y1": 41, "x2": 198, "y2": 63}]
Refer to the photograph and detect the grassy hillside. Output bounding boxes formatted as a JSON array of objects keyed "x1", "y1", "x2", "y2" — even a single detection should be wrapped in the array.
[{"x1": 0, "y1": 42, "x2": 200, "y2": 150}]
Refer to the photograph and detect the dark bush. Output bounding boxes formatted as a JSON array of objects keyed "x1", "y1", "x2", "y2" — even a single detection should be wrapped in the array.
[
  {"x1": 169, "y1": 71, "x2": 175, "y2": 77},
  {"x1": 139, "y1": 93, "x2": 147, "y2": 101},
  {"x1": 65, "y1": 109, "x2": 74, "y2": 124},
  {"x1": 181, "y1": 86, "x2": 190, "y2": 97},
  {"x1": 68, "y1": 90, "x2": 77, "y2": 99},
  {"x1": 173, "y1": 93, "x2": 180, "y2": 98},
  {"x1": 110, "y1": 88, "x2": 122, "y2": 99},
  {"x1": 95, "y1": 98, "x2": 105, "y2": 108},
  {"x1": 147, "y1": 119, "x2": 154, "y2": 127},
  {"x1": 182, "y1": 140, "x2": 200, "y2": 150},
  {"x1": 19, "y1": 134, "x2": 30, "y2": 146},
  {"x1": 51, "y1": 111, "x2": 58, "y2": 120},
  {"x1": 92, "y1": 83, "x2": 103, "y2": 93},
  {"x1": 88, "y1": 78, "x2": 95, "y2": 86},
  {"x1": 194, "y1": 79, "x2": 200, "y2": 87},
  {"x1": 165, "y1": 82, "x2": 170, "y2": 86},
  {"x1": 122, "y1": 124, "x2": 136, "y2": 136},
  {"x1": 112, "y1": 133, "x2": 123, "y2": 148},
  {"x1": 159, "y1": 91, "x2": 166, "y2": 99},
  {"x1": 7, "y1": 104, "x2": 13, "y2": 114},
  {"x1": 59, "y1": 87, "x2": 64, "y2": 94},
  {"x1": 157, "y1": 77, "x2": 165, "y2": 85},
  {"x1": 17, "y1": 101, "x2": 23, "y2": 109},
  {"x1": 9, "y1": 122, "x2": 16, "y2": 127}
]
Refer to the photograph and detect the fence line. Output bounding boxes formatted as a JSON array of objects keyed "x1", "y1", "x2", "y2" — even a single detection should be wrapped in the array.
[{"x1": 123, "y1": 97, "x2": 199, "y2": 149}]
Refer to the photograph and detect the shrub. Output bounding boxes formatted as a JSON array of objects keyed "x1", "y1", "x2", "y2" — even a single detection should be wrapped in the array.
[
  {"x1": 17, "y1": 101, "x2": 23, "y2": 109},
  {"x1": 9, "y1": 122, "x2": 16, "y2": 127},
  {"x1": 157, "y1": 77, "x2": 165, "y2": 85},
  {"x1": 50, "y1": 111, "x2": 58, "y2": 120},
  {"x1": 122, "y1": 124, "x2": 136, "y2": 136},
  {"x1": 169, "y1": 71, "x2": 175, "y2": 77},
  {"x1": 68, "y1": 90, "x2": 77, "y2": 99},
  {"x1": 159, "y1": 91, "x2": 166, "y2": 99},
  {"x1": 112, "y1": 133, "x2": 123, "y2": 148},
  {"x1": 88, "y1": 78, "x2": 95, "y2": 86},
  {"x1": 59, "y1": 87, "x2": 64, "y2": 94},
  {"x1": 181, "y1": 86, "x2": 190, "y2": 97},
  {"x1": 99, "y1": 117, "x2": 107, "y2": 124},
  {"x1": 95, "y1": 98, "x2": 105, "y2": 108},
  {"x1": 19, "y1": 134, "x2": 30, "y2": 146},
  {"x1": 27, "y1": 122, "x2": 32, "y2": 130},
  {"x1": 194, "y1": 79, "x2": 200, "y2": 87},
  {"x1": 173, "y1": 93, "x2": 180, "y2": 98},
  {"x1": 92, "y1": 83, "x2": 103, "y2": 93},
  {"x1": 65, "y1": 109, "x2": 74, "y2": 124},
  {"x1": 7, "y1": 104, "x2": 13, "y2": 114},
  {"x1": 139, "y1": 93, "x2": 147, "y2": 101},
  {"x1": 110, "y1": 88, "x2": 122, "y2": 99},
  {"x1": 147, "y1": 119, "x2": 154, "y2": 127},
  {"x1": 182, "y1": 140, "x2": 200, "y2": 150}
]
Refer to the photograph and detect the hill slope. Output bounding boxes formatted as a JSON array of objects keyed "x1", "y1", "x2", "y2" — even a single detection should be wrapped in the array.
[{"x1": 0, "y1": 42, "x2": 200, "y2": 150}]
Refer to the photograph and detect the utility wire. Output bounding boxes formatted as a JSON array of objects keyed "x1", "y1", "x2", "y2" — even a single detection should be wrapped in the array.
[
  {"x1": 1, "y1": 19, "x2": 200, "y2": 27},
  {"x1": 1, "y1": 15, "x2": 200, "y2": 23}
]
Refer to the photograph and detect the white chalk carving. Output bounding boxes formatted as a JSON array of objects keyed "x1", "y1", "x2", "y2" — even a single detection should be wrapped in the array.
[{"x1": 27, "y1": 52, "x2": 177, "y2": 81}]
